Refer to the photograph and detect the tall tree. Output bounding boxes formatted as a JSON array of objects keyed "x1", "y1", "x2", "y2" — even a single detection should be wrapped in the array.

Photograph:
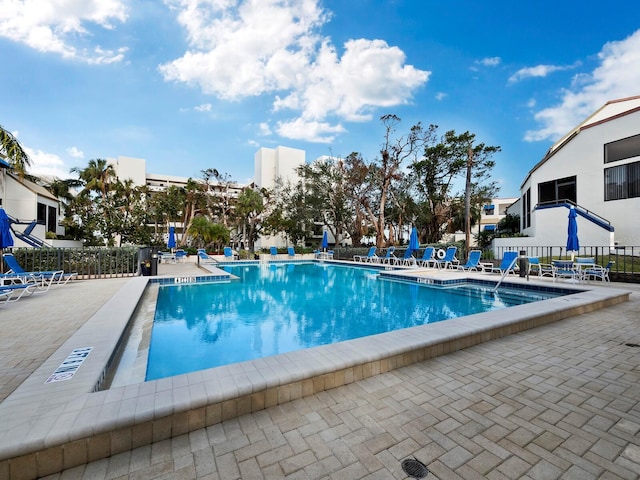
[
  {"x1": 201, "y1": 168, "x2": 237, "y2": 228},
  {"x1": 234, "y1": 187, "x2": 269, "y2": 253},
  {"x1": 263, "y1": 177, "x2": 314, "y2": 246},
  {"x1": 296, "y1": 157, "x2": 354, "y2": 246},
  {"x1": 462, "y1": 134, "x2": 501, "y2": 250},
  {"x1": 411, "y1": 128, "x2": 500, "y2": 244},
  {"x1": 0, "y1": 124, "x2": 30, "y2": 176},
  {"x1": 365, "y1": 115, "x2": 436, "y2": 247},
  {"x1": 70, "y1": 158, "x2": 116, "y2": 201}
]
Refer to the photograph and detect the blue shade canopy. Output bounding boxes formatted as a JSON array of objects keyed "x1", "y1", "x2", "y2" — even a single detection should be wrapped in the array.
[
  {"x1": 167, "y1": 226, "x2": 176, "y2": 249},
  {"x1": 0, "y1": 208, "x2": 14, "y2": 249},
  {"x1": 566, "y1": 208, "x2": 579, "y2": 252},
  {"x1": 408, "y1": 227, "x2": 419, "y2": 251},
  {"x1": 321, "y1": 231, "x2": 328, "y2": 249}
]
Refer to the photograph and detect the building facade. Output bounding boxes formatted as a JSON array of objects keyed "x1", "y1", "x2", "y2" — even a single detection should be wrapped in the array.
[{"x1": 496, "y1": 96, "x2": 640, "y2": 253}]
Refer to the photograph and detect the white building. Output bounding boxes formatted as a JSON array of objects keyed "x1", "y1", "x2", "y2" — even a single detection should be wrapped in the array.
[
  {"x1": 253, "y1": 146, "x2": 305, "y2": 249},
  {"x1": 1, "y1": 157, "x2": 66, "y2": 247},
  {"x1": 497, "y1": 95, "x2": 640, "y2": 252},
  {"x1": 108, "y1": 147, "x2": 305, "y2": 250},
  {"x1": 479, "y1": 197, "x2": 518, "y2": 233}
]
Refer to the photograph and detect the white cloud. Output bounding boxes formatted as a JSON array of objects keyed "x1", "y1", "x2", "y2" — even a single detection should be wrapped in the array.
[
  {"x1": 24, "y1": 147, "x2": 69, "y2": 178},
  {"x1": 159, "y1": 0, "x2": 429, "y2": 143},
  {"x1": 508, "y1": 62, "x2": 579, "y2": 84},
  {"x1": 276, "y1": 117, "x2": 346, "y2": 143},
  {"x1": 525, "y1": 29, "x2": 640, "y2": 142},
  {"x1": 435, "y1": 92, "x2": 447, "y2": 101},
  {"x1": 66, "y1": 146, "x2": 84, "y2": 158},
  {"x1": 194, "y1": 103, "x2": 212, "y2": 112},
  {"x1": 0, "y1": 0, "x2": 128, "y2": 63},
  {"x1": 477, "y1": 56, "x2": 501, "y2": 67},
  {"x1": 258, "y1": 122, "x2": 272, "y2": 136}
]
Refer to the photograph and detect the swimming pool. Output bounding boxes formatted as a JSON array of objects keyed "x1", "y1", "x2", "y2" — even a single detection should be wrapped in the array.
[{"x1": 146, "y1": 263, "x2": 563, "y2": 380}]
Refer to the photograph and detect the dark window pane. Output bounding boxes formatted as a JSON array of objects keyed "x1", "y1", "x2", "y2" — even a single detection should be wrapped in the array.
[
  {"x1": 605, "y1": 134, "x2": 640, "y2": 164},
  {"x1": 604, "y1": 165, "x2": 626, "y2": 201},
  {"x1": 628, "y1": 162, "x2": 640, "y2": 198},
  {"x1": 538, "y1": 181, "x2": 555, "y2": 203}
]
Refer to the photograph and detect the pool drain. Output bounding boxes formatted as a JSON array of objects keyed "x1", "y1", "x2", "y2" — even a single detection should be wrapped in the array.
[{"x1": 401, "y1": 457, "x2": 429, "y2": 478}]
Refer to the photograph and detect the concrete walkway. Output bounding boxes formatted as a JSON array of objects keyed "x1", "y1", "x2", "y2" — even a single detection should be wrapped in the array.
[{"x1": 1, "y1": 264, "x2": 639, "y2": 479}]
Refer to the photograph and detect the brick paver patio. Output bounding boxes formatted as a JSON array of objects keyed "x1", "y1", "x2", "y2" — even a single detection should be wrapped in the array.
[{"x1": 1, "y1": 263, "x2": 638, "y2": 479}]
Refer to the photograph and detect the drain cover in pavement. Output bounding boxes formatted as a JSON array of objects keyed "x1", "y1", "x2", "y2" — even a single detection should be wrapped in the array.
[{"x1": 401, "y1": 457, "x2": 429, "y2": 478}]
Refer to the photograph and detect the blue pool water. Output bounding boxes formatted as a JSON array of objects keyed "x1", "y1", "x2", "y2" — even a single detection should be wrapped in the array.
[{"x1": 146, "y1": 263, "x2": 562, "y2": 381}]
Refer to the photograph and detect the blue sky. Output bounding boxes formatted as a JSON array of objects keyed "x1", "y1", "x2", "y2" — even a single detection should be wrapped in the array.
[{"x1": 2, "y1": 0, "x2": 640, "y2": 197}]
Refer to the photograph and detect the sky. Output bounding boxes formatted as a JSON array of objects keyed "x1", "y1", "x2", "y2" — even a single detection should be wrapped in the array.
[{"x1": 1, "y1": 0, "x2": 640, "y2": 198}]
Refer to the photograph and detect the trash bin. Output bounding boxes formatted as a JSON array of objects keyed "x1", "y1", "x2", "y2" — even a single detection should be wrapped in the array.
[{"x1": 518, "y1": 250, "x2": 528, "y2": 278}]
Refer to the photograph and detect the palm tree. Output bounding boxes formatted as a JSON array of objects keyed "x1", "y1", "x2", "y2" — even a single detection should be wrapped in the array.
[
  {"x1": 70, "y1": 159, "x2": 116, "y2": 201},
  {"x1": 187, "y1": 216, "x2": 213, "y2": 248},
  {"x1": 0, "y1": 124, "x2": 30, "y2": 176}
]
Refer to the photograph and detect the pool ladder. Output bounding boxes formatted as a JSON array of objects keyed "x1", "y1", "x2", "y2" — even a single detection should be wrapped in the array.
[{"x1": 492, "y1": 257, "x2": 519, "y2": 293}]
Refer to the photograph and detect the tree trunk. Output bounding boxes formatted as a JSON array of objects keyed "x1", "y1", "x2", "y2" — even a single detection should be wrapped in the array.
[{"x1": 465, "y1": 147, "x2": 473, "y2": 252}]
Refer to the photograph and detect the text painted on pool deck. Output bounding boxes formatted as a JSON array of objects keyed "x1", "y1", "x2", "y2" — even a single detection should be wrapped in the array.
[{"x1": 45, "y1": 347, "x2": 93, "y2": 384}]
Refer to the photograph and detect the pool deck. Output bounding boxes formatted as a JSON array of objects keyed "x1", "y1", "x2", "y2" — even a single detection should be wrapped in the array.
[{"x1": 0, "y1": 259, "x2": 638, "y2": 479}]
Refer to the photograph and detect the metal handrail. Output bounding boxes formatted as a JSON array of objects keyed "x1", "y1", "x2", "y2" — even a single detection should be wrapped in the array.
[{"x1": 492, "y1": 256, "x2": 519, "y2": 293}]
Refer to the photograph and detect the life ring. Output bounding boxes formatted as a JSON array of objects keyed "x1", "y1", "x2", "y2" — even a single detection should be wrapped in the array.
[{"x1": 436, "y1": 249, "x2": 446, "y2": 259}]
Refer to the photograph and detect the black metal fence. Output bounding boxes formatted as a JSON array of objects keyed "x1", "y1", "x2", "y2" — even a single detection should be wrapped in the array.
[
  {"x1": 5, "y1": 247, "x2": 140, "y2": 279},
  {"x1": 492, "y1": 245, "x2": 640, "y2": 283},
  {"x1": 336, "y1": 245, "x2": 640, "y2": 283}
]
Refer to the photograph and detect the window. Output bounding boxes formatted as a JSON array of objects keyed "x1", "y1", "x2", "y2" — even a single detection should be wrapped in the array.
[
  {"x1": 483, "y1": 204, "x2": 495, "y2": 215},
  {"x1": 48, "y1": 205, "x2": 57, "y2": 233},
  {"x1": 605, "y1": 160, "x2": 640, "y2": 201},
  {"x1": 605, "y1": 134, "x2": 640, "y2": 164},
  {"x1": 37, "y1": 202, "x2": 47, "y2": 223},
  {"x1": 538, "y1": 176, "x2": 576, "y2": 204},
  {"x1": 522, "y1": 188, "x2": 531, "y2": 229}
]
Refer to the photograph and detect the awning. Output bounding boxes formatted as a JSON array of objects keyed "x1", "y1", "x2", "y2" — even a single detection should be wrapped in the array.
[{"x1": 483, "y1": 225, "x2": 496, "y2": 231}]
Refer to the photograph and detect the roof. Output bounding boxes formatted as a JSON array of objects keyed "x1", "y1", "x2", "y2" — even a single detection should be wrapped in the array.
[
  {"x1": 520, "y1": 95, "x2": 640, "y2": 190},
  {"x1": 8, "y1": 173, "x2": 59, "y2": 202}
]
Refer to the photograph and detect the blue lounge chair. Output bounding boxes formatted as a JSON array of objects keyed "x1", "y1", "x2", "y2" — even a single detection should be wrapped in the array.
[
  {"x1": 377, "y1": 247, "x2": 396, "y2": 264},
  {"x1": 223, "y1": 247, "x2": 237, "y2": 260},
  {"x1": 2, "y1": 253, "x2": 76, "y2": 286},
  {"x1": 393, "y1": 248, "x2": 416, "y2": 266},
  {"x1": 457, "y1": 250, "x2": 482, "y2": 271},
  {"x1": 353, "y1": 246, "x2": 377, "y2": 263},
  {"x1": 0, "y1": 282, "x2": 38, "y2": 306},
  {"x1": 287, "y1": 247, "x2": 297, "y2": 259},
  {"x1": 175, "y1": 249, "x2": 187, "y2": 262},
  {"x1": 416, "y1": 247, "x2": 436, "y2": 268},
  {"x1": 435, "y1": 246, "x2": 458, "y2": 269},
  {"x1": 488, "y1": 251, "x2": 519, "y2": 274},
  {"x1": 197, "y1": 249, "x2": 217, "y2": 263},
  {"x1": 270, "y1": 246, "x2": 278, "y2": 258}
]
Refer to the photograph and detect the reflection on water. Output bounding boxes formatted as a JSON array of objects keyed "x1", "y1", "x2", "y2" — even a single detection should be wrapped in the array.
[{"x1": 146, "y1": 264, "x2": 552, "y2": 380}]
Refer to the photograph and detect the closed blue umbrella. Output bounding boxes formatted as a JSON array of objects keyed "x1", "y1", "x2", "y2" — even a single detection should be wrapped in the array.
[
  {"x1": 408, "y1": 227, "x2": 419, "y2": 252},
  {"x1": 0, "y1": 208, "x2": 13, "y2": 249},
  {"x1": 566, "y1": 208, "x2": 579, "y2": 258},
  {"x1": 321, "y1": 231, "x2": 329, "y2": 251},
  {"x1": 0, "y1": 208, "x2": 13, "y2": 273},
  {"x1": 167, "y1": 226, "x2": 176, "y2": 250}
]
